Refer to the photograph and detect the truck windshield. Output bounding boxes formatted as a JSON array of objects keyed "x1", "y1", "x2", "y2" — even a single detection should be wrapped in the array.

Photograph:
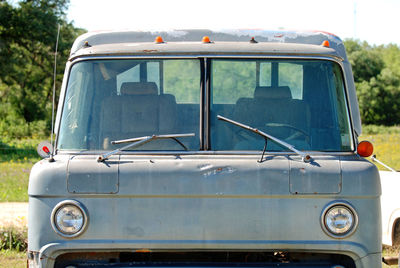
[{"x1": 57, "y1": 58, "x2": 352, "y2": 152}]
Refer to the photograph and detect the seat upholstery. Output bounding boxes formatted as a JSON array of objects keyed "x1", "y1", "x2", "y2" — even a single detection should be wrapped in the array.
[
  {"x1": 233, "y1": 86, "x2": 311, "y2": 149},
  {"x1": 100, "y1": 82, "x2": 177, "y2": 149}
]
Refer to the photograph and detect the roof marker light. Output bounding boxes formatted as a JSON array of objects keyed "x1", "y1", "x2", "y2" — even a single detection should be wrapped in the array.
[
  {"x1": 155, "y1": 36, "x2": 164, "y2": 44},
  {"x1": 250, "y1": 37, "x2": 258, "y2": 43},
  {"x1": 357, "y1": 140, "x2": 374, "y2": 157},
  {"x1": 321, "y1": 40, "x2": 330, "y2": 47},
  {"x1": 202, "y1": 36, "x2": 211, "y2": 43},
  {"x1": 83, "y1": 41, "x2": 91, "y2": 48}
]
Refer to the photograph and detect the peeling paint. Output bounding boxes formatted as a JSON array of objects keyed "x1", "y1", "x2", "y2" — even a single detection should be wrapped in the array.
[{"x1": 202, "y1": 166, "x2": 236, "y2": 177}]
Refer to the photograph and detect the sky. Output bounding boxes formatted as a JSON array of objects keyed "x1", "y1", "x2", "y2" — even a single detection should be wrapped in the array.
[{"x1": 67, "y1": 0, "x2": 400, "y2": 46}]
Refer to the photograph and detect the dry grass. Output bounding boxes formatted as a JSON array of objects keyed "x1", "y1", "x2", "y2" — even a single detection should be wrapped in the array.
[
  {"x1": 0, "y1": 250, "x2": 25, "y2": 268},
  {"x1": 360, "y1": 132, "x2": 400, "y2": 171}
]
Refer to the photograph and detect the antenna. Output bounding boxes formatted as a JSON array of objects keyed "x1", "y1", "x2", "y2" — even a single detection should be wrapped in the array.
[{"x1": 49, "y1": 24, "x2": 61, "y2": 162}]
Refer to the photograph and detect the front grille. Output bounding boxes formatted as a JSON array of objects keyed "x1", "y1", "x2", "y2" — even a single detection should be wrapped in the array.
[{"x1": 54, "y1": 251, "x2": 355, "y2": 268}]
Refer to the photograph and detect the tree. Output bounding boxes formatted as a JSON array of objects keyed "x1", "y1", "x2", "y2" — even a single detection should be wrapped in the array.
[
  {"x1": 0, "y1": 0, "x2": 84, "y2": 138},
  {"x1": 345, "y1": 39, "x2": 400, "y2": 125}
]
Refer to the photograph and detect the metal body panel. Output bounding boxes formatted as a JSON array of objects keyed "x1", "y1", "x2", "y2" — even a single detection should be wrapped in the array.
[
  {"x1": 67, "y1": 156, "x2": 119, "y2": 194},
  {"x1": 380, "y1": 170, "x2": 400, "y2": 246},
  {"x1": 289, "y1": 157, "x2": 341, "y2": 194},
  {"x1": 70, "y1": 30, "x2": 346, "y2": 58},
  {"x1": 71, "y1": 42, "x2": 340, "y2": 60},
  {"x1": 28, "y1": 155, "x2": 381, "y2": 267}
]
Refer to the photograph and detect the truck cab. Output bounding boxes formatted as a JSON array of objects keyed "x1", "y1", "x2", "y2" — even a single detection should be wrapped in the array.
[{"x1": 28, "y1": 30, "x2": 381, "y2": 267}]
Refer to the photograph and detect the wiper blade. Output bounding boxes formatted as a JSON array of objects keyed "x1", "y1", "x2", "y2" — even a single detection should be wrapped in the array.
[
  {"x1": 217, "y1": 115, "x2": 311, "y2": 162},
  {"x1": 97, "y1": 133, "x2": 195, "y2": 162}
]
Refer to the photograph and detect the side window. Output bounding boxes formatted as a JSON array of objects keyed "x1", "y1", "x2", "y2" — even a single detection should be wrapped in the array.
[
  {"x1": 212, "y1": 60, "x2": 255, "y2": 104},
  {"x1": 164, "y1": 60, "x2": 200, "y2": 104},
  {"x1": 259, "y1": 62, "x2": 271, "y2": 86},
  {"x1": 116, "y1": 62, "x2": 161, "y2": 95},
  {"x1": 279, "y1": 63, "x2": 303, "y2": 99},
  {"x1": 116, "y1": 64, "x2": 140, "y2": 94},
  {"x1": 259, "y1": 62, "x2": 303, "y2": 99}
]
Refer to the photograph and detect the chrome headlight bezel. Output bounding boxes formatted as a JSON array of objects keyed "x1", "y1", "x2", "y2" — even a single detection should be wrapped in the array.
[
  {"x1": 321, "y1": 201, "x2": 358, "y2": 238},
  {"x1": 51, "y1": 200, "x2": 88, "y2": 238}
]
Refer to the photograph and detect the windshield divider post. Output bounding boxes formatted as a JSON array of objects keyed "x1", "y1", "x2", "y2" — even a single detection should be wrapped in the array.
[
  {"x1": 205, "y1": 58, "x2": 211, "y2": 150},
  {"x1": 199, "y1": 58, "x2": 206, "y2": 150}
]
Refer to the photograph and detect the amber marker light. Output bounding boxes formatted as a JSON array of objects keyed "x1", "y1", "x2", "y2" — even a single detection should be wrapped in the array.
[
  {"x1": 321, "y1": 40, "x2": 330, "y2": 47},
  {"x1": 357, "y1": 140, "x2": 374, "y2": 157},
  {"x1": 202, "y1": 36, "x2": 211, "y2": 43},
  {"x1": 155, "y1": 36, "x2": 164, "y2": 44},
  {"x1": 135, "y1": 249, "x2": 152, "y2": 253}
]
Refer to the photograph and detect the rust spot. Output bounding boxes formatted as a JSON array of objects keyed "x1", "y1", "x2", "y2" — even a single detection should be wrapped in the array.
[{"x1": 143, "y1": 49, "x2": 158, "y2": 53}]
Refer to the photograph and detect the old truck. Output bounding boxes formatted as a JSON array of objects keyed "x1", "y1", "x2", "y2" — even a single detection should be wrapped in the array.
[{"x1": 28, "y1": 29, "x2": 381, "y2": 267}]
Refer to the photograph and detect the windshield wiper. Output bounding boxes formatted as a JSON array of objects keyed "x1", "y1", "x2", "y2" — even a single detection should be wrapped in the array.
[
  {"x1": 217, "y1": 115, "x2": 312, "y2": 162},
  {"x1": 97, "y1": 133, "x2": 195, "y2": 162}
]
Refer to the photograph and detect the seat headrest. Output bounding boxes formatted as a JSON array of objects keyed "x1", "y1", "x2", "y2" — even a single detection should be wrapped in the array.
[
  {"x1": 121, "y1": 82, "x2": 158, "y2": 95},
  {"x1": 254, "y1": 86, "x2": 292, "y2": 99}
]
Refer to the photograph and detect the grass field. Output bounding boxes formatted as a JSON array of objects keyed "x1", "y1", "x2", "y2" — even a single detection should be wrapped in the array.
[
  {"x1": 0, "y1": 162, "x2": 32, "y2": 202},
  {"x1": 360, "y1": 125, "x2": 400, "y2": 171},
  {"x1": 0, "y1": 138, "x2": 41, "y2": 202}
]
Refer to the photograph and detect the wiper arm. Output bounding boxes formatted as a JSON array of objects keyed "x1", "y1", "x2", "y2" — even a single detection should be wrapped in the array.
[
  {"x1": 97, "y1": 133, "x2": 195, "y2": 162},
  {"x1": 217, "y1": 115, "x2": 311, "y2": 162}
]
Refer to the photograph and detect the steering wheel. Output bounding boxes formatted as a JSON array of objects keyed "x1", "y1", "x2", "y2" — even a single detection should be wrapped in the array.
[
  {"x1": 264, "y1": 123, "x2": 310, "y2": 142},
  {"x1": 233, "y1": 122, "x2": 310, "y2": 148}
]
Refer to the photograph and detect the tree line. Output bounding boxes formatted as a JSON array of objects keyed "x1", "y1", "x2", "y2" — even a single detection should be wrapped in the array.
[{"x1": 0, "y1": 0, "x2": 399, "y2": 139}]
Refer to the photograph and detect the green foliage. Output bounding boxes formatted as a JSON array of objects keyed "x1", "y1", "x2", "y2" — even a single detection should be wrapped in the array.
[
  {"x1": 344, "y1": 39, "x2": 400, "y2": 125},
  {"x1": 363, "y1": 124, "x2": 400, "y2": 135},
  {"x1": 345, "y1": 39, "x2": 385, "y2": 83},
  {"x1": 0, "y1": 227, "x2": 27, "y2": 252},
  {"x1": 0, "y1": 0, "x2": 85, "y2": 139}
]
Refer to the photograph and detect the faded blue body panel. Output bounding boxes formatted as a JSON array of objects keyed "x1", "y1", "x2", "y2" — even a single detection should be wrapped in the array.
[{"x1": 28, "y1": 154, "x2": 381, "y2": 267}]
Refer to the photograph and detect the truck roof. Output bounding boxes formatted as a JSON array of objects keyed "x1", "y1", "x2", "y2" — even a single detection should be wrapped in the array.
[{"x1": 70, "y1": 29, "x2": 347, "y2": 60}]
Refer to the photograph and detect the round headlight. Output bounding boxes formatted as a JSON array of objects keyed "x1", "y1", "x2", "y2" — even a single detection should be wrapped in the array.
[
  {"x1": 322, "y1": 202, "x2": 358, "y2": 238},
  {"x1": 51, "y1": 200, "x2": 88, "y2": 238}
]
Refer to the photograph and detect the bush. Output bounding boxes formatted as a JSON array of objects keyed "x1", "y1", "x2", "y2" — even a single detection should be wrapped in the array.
[{"x1": 0, "y1": 227, "x2": 27, "y2": 252}]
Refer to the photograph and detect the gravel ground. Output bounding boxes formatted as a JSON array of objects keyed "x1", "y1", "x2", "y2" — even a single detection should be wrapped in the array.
[{"x1": 0, "y1": 202, "x2": 28, "y2": 227}]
